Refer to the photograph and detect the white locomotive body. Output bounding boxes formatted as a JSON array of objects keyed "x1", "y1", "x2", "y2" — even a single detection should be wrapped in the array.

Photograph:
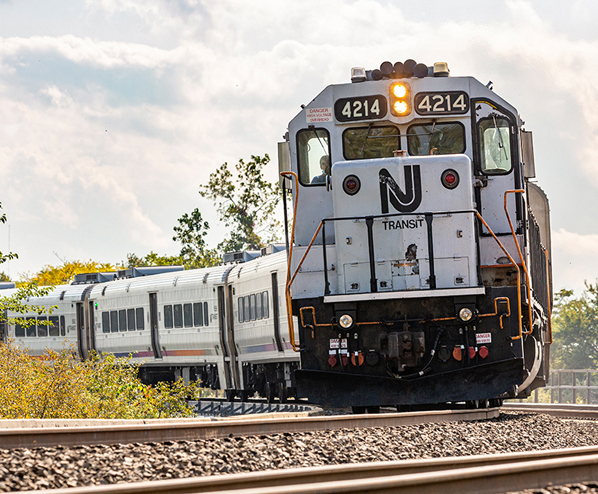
[{"x1": 283, "y1": 60, "x2": 551, "y2": 408}]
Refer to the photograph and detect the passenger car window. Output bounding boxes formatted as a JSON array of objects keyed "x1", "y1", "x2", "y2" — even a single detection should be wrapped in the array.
[
  {"x1": 15, "y1": 323, "x2": 25, "y2": 338},
  {"x1": 49, "y1": 316, "x2": 59, "y2": 337},
  {"x1": 173, "y1": 304, "x2": 183, "y2": 328},
  {"x1": 60, "y1": 315, "x2": 65, "y2": 336},
  {"x1": 343, "y1": 126, "x2": 400, "y2": 160},
  {"x1": 136, "y1": 308, "x2": 144, "y2": 330},
  {"x1": 204, "y1": 302, "x2": 209, "y2": 326},
  {"x1": 297, "y1": 128, "x2": 330, "y2": 186},
  {"x1": 26, "y1": 317, "x2": 37, "y2": 337},
  {"x1": 183, "y1": 304, "x2": 193, "y2": 328},
  {"x1": 110, "y1": 311, "x2": 118, "y2": 333},
  {"x1": 407, "y1": 122, "x2": 465, "y2": 156},
  {"x1": 102, "y1": 312, "x2": 110, "y2": 333},
  {"x1": 193, "y1": 303, "x2": 203, "y2": 327},
  {"x1": 127, "y1": 308, "x2": 136, "y2": 331},
  {"x1": 262, "y1": 291, "x2": 269, "y2": 319},
  {"x1": 164, "y1": 305, "x2": 173, "y2": 329},
  {"x1": 119, "y1": 310, "x2": 127, "y2": 332},
  {"x1": 38, "y1": 317, "x2": 48, "y2": 337}
]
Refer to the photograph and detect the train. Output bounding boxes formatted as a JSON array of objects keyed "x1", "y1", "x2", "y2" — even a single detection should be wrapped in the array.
[{"x1": 1, "y1": 59, "x2": 552, "y2": 410}]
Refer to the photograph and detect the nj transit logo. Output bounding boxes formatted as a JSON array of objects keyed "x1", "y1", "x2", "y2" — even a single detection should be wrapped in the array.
[{"x1": 379, "y1": 166, "x2": 422, "y2": 213}]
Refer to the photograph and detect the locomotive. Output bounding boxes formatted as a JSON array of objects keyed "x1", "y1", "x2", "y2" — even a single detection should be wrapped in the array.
[
  {"x1": 281, "y1": 59, "x2": 551, "y2": 408},
  {"x1": 1, "y1": 59, "x2": 551, "y2": 409}
]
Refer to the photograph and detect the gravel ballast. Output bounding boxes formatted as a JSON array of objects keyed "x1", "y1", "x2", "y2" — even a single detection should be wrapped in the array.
[{"x1": 2, "y1": 412, "x2": 598, "y2": 492}]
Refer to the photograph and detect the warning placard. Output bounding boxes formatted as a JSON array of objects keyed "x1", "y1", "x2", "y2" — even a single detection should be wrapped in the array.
[
  {"x1": 306, "y1": 107, "x2": 333, "y2": 123},
  {"x1": 476, "y1": 333, "x2": 492, "y2": 344}
]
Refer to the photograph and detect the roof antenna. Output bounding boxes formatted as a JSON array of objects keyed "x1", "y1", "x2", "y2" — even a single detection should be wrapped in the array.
[{"x1": 486, "y1": 81, "x2": 493, "y2": 90}]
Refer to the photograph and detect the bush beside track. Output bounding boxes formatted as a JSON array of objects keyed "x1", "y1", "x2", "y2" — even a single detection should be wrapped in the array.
[{"x1": 0, "y1": 341, "x2": 207, "y2": 419}]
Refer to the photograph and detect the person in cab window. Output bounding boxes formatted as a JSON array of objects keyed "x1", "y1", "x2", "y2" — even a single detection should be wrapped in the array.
[{"x1": 311, "y1": 155, "x2": 330, "y2": 184}]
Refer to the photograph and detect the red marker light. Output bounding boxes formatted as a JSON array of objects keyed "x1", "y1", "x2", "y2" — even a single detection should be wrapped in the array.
[
  {"x1": 441, "y1": 169, "x2": 460, "y2": 189},
  {"x1": 343, "y1": 175, "x2": 361, "y2": 195},
  {"x1": 479, "y1": 346, "x2": 489, "y2": 359}
]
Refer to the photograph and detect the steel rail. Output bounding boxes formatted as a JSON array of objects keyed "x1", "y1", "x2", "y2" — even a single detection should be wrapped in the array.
[
  {"x1": 16, "y1": 446, "x2": 598, "y2": 494},
  {"x1": 0, "y1": 408, "x2": 498, "y2": 450},
  {"x1": 503, "y1": 401, "x2": 598, "y2": 418}
]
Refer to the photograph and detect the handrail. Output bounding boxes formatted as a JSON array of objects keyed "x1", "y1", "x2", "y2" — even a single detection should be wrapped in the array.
[
  {"x1": 280, "y1": 171, "x2": 300, "y2": 352},
  {"x1": 543, "y1": 247, "x2": 553, "y2": 344},
  {"x1": 475, "y1": 212, "x2": 523, "y2": 340},
  {"x1": 504, "y1": 190, "x2": 533, "y2": 335}
]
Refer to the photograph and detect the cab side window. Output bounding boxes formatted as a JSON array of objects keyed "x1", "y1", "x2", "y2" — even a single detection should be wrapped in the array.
[
  {"x1": 297, "y1": 128, "x2": 330, "y2": 186},
  {"x1": 479, "y1": 116, "x2": 512, "y2": 174},
  {"x1": 474, "y1": 101, "x2": 514, "y2": 175}
]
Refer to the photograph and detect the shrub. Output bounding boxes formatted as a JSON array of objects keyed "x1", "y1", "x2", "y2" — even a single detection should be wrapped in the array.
[{"x1": 0, "y1": 341, "x2": 204, "y2": 419}]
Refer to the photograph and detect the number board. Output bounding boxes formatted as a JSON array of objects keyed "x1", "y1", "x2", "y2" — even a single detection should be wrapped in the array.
[
  {"x1": 414, "y1": 91, "x2": 470, "y2": 116},
  {"x1": 334, "y1": 95, "x2": 388, "y2": 122}
]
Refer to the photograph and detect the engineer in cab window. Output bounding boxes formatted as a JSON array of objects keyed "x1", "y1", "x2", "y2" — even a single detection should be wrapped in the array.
[{"x1": 311, "y1": 155, "x2": 330, "y2": 184}]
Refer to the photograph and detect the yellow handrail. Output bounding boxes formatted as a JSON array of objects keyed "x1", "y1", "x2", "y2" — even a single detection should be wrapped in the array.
[
  {"x1": 476, "y1": 212, "x2": 523, "y2": 340},
  {"x1": 504, "y1": 190, "x2": 533, "y2": 335},
  {"x1": 543, "y1": 247, "x2": 553, "y2": 344},
  {"x1": 280, "y1": 171, "x2": 300, "y2": 352}
]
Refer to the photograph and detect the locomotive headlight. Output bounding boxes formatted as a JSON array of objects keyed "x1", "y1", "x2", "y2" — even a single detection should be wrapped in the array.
[
  {"x1": 389, "y1": 82, "x2": 411, "y2": 117},
  {"x1": 458, "y1": 307, "x2": 473, "y2": 322},
  {"x1": 393, "y1": 101, "x2": 409, "y2": 114},
  {"x1": 392, "y1": 83, "x2": 408, "y2": 98},
  {"x1": 339, "y1": 314, "x2": 354, "y2": 329}
]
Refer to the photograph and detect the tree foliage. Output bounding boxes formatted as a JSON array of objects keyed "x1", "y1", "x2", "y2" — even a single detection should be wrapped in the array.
[
  {"x1": 22, "y1": 260, "x2": 119, "y2": 286},
  {"x1": 125, "y1": 252, "x2": 184, "y2": 268},
  {"x1": 0, "y1": 343, "x2": 207, "y2": 419},
  {"x1": 172, "y1": 208, "x2": 220, "y2": 268},
  {"x1": 199, "y1": 154, "x2": 281, "y2": 252},
  {"x1": 551, "y1": 283, "x2": 598, "y2": 369},
  {"x1": 0, "y1": 202, "x2": 17, "y2": 266},
  {"x1": 0, "y1": 203, "x2": 54, "y2": 328}
]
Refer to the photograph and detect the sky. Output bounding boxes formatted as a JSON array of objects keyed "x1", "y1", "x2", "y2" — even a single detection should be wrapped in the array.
[{"x1": 0, "y1": 0, "x2": 597, "y2": 294}]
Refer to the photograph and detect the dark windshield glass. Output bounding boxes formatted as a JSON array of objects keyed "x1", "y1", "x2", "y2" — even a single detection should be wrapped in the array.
[
  {"x1": 343, "y1": 126, "x2": 399, "y2": 160},
  {"x1": 407, "y1": 122, "x2": 465, "y2": 156}
]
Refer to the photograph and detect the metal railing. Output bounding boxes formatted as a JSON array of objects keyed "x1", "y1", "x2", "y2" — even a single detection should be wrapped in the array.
[{"x1": 526, "y1": 370, "x2": 598, "y2": 404}]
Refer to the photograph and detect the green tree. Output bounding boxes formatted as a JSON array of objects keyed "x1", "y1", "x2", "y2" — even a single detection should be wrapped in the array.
[
  {"x1": 0, "y1": 203, "x2": 54, "y2": 328},
  {"x1": 172, "y1": 208, "x2": 220, "y2": 268},
  {"x1": 199, "y1": 154, "x2": 281, "y2": 252},
  {"x1": 125, "y1": 251, "x2": 184, "y2": 268},
  {"x1": 23, "y1": 259, "x2": 119, "y2": 286},
  {"x1": 551, "y1": 283, "x2": 598, "y2": 369}
]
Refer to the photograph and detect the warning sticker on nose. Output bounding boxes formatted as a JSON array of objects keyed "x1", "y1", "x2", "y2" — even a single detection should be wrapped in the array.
[
  {"x1": 476, "y1": 333, "x2": 492, "y2": 344},
  {"x1": 306, "y1": 107, "x2": 333, "y2": 123}
]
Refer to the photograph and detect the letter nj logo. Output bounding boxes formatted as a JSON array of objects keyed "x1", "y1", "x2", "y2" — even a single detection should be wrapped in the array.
[{"x1": 379, "y1": 166, "x2": 422, "y2": 213}]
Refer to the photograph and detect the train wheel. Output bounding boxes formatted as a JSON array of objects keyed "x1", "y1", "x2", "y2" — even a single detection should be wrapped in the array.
[
  {"x1": 225, "y1": 389, "x2": 236, "y2": 402},
  {"x1": 265, "y1": 382, "x2": 276, "y2": 404},
  {"x1": 240, "y1": 390, "x2": 251, "y2": 402},
  {"x1": 278, "y1": 384, "x2": 287, "y2": 403}
]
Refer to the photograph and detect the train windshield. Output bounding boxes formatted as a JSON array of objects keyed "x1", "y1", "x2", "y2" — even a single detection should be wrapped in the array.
[
  {"x1": 407, "y1": 122, "x2": 465, "y2": 156},
  {"x1": 342, "y1": 125, "x2": 400, "y2": 160}
]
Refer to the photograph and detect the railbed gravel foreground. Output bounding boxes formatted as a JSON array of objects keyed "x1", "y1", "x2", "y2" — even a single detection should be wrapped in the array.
[{"x1": 2, "y1": 412, "x2": 598, "y2": 492}]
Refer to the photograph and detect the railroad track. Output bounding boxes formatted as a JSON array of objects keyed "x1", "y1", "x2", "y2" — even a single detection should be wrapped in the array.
[
  {"x1": 6, "y1": 403, "x2": 598, "y2": 493},
  {"x1": 15, "y1": 446, "x2": 598, "y2": 494},
  {"x1": 0, "y1": 407, "x2": 497, "y2": 449}
]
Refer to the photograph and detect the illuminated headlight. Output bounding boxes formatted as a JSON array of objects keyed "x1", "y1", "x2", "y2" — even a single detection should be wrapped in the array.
[
  {"x1": 339, "y1": 314, "x2": 354, "y2": 329},
  {"x1": 390, "y1": 82, "x2": 411, "y2": 117},
  {"x1": 392, "y1": 83, "x2": 408, "y2": 98},
  {"x1": 393, "y1": 101, "x2": 409, "y2": 114},
  {"x1": 458, "y1": 308, "x2": 473, "y2": 322}
]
